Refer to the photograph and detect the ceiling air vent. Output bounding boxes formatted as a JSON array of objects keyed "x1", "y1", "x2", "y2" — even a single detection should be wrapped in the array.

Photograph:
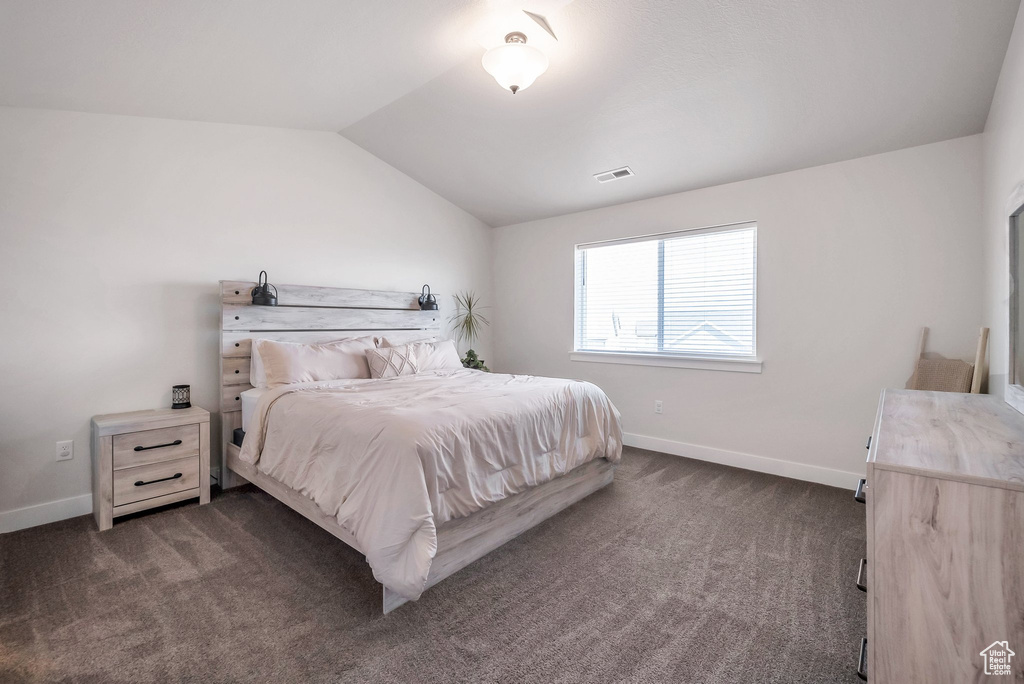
[{"x1": 594, "y1": 166, "x2": 634, "y2": 183}]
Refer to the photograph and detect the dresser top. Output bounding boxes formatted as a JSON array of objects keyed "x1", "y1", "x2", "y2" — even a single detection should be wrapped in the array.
[
  {"x1": 870, "y1": 389, "x2": 1024, "y2": 490},
  {"x1": 92, "y1": 406, "x2": 209, "y2": 436}
]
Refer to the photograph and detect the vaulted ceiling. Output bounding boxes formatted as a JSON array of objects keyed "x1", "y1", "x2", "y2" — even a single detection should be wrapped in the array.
[{"x1": 1, "y1": 0, "x2": 1019, "y2": 226}]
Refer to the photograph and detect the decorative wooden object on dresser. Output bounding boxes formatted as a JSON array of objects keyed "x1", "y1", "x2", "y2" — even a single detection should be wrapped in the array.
[
  {"x1": 91, "y1": 407, "x2": 211, "y2": 531},
  {"x1": 856, "y1": 389, "x2": 1024, "y2": 682}
]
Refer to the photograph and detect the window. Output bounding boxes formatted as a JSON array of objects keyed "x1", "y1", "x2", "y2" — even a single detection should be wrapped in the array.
[{"x1": 574, "y1": 222, "x2": 757, "y2": 369}]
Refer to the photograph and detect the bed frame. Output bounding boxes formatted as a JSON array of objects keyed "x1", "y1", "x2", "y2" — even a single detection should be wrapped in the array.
[{"x1": 218, "y1": 280, "x2": 615, "y2": 613}]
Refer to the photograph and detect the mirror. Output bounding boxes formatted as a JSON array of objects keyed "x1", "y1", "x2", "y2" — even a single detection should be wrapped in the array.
[{"x1": 1006, "y1": 183, "x2": 1024, "y2": 414}]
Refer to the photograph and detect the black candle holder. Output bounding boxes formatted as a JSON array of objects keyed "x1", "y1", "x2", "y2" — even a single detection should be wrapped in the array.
[{"x1": 172, "y1": 384, "x2": 191, "y2": 409}]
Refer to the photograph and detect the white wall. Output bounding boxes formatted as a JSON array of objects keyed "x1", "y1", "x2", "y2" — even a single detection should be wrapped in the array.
[
  {"x1": 0, "y1": 107, "x2": 493, "y2": 531},
  {"x1": 983, "y1": 5, "x2": 1024, "y2": 395},
  {"x1": 492, "y1": 136, "x2": 985, "y2": 487},
  {"x1": 0, "y1": 85, "x2": 1001, "y2": 531}
]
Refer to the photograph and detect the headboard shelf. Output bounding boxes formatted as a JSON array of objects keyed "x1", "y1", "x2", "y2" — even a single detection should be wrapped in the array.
[
  {"x1": 223, "y1": 305, "x2": 438, "y2": 331},
  {"x1": 218, "y1": 279, "x2": 443, "y2": 487},
  {"x1": 221, "y1": 280, "x2": 423, "y2": 310}
]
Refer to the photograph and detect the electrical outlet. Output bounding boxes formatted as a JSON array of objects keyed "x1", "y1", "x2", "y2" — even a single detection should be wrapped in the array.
[
  {"x1": 654, "y1": 400, "x2": 663, "y2": 414},
  {"x1": 56, "y1": 440, "x2": 73, "y2": 462}
]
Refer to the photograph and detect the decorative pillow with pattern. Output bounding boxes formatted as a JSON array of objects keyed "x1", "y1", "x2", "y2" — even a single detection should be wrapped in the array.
[{"x1": 365, "y1": 344, "x2": 419, "y2": 379}]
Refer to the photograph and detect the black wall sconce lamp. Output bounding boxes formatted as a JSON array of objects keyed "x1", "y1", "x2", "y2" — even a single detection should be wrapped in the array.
[
  {"x1": 251, "y1": 270, "x2": 278, "y2": 306},
  {"x1": 418, "y1": 284, "x2": 438, "y2": 310}
]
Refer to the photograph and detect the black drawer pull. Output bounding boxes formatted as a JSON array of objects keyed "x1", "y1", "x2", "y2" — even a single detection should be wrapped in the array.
[
  {"x1": 854, "y1": 478, "x2": 867, "y2": 504},
  {"x1": 134, "y1": 473, "x2": 182, "y2": 487},
  {"x1": 857, "y1": 637, "x2": 868, "y2": 680},
  {"x1": 134, "y1": 439, "x2": 182, "y2": 452},
  {"x1": 865, "y1": 435, "x2": 872, "y2": 450},
  {"x1": 856, "y1": 558, "x2": 867, "y2": 592}
]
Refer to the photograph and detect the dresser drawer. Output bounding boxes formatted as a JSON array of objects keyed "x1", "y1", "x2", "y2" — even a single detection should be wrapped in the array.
[
  {"x1": 113, "y1": 455, "x2": 199, "y2": 506},
  {"x1": 112, "y1": 424, "x2": 199, "y2": 469}
]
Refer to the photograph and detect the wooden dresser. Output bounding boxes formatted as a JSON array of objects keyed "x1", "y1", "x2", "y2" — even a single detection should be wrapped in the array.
[
  {"x1": 91, "y1": 407, "x2": 210, "y2": 531},
  {"x1": 861, "y1": 390, "x2": 1024, "y2": 682}
]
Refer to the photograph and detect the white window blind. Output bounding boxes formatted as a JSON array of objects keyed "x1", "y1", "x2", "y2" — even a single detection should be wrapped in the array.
[{"x1": 574, "y1": 222, "x2": 757, "y2": 358}]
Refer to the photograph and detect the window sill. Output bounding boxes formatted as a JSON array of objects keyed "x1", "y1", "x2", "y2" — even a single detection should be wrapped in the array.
[{"x1": 569, "y1": 351, "x2": 762, "y2": 373}]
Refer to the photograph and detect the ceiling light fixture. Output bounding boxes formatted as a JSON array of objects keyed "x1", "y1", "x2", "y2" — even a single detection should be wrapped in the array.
[{"x1": 482, "y1": 32, "x2": 548, "y2": 95}]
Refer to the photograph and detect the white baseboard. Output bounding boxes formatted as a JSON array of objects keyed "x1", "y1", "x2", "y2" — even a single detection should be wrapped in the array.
[
  {"x1": 0, "y1": 437, "x2": 858, "y2": 534},
  {"x1": 0, "y1": 493, "x2": 92, "y2": 534},
  {"x1": 622, "y1": 432, "x2": 862, "y2": 490}
]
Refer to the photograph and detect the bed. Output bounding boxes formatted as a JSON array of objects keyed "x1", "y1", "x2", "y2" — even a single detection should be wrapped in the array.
[{"x1": 218, "y1": 280, "x2": 621, "y2": 612}]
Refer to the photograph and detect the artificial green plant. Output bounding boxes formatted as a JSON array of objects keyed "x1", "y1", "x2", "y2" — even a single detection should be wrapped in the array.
[{"x1": 449, "y1": 291, "x2": 490, "y2": 372}]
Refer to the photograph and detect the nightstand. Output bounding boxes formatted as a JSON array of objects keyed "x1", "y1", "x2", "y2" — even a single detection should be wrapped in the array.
[{"x1": 91, "y1": 406, "x2": 210, "y2": 531}]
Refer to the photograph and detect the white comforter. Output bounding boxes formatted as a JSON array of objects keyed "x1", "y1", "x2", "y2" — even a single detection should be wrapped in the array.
[{"x1": 239, "y1": 369, "x2": 622, "y2": 600}]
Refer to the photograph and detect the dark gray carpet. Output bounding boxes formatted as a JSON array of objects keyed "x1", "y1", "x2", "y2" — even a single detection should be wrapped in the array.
[{"x1": 0, "y1": 447, "x2": 866, "y2": 683}]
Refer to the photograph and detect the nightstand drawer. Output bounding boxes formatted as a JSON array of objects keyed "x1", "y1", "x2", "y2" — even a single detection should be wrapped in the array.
[
  {"x1": 112, "y1": 424, "x2": 199, "y2": 469},
  {"x1": 113, "y1": 455, "x2": 199, "y2": 506}
]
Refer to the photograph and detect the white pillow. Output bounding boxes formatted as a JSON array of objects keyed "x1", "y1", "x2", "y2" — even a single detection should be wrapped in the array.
[
  {"x1": 408, "y1": 339, "x2": 463, "y2": 372},
  {"x1": 365, "y1": 345, "x2": 419, "y2": 379},
  {"x1": 376, "y1": 332, "x2": 439, "y2": 348},
  {"x1": 250, "y1": 345, "x2": 269, "y2": 388},
  {"x1": 253, "y1": 336, "x2": 376, "y2": 388}
]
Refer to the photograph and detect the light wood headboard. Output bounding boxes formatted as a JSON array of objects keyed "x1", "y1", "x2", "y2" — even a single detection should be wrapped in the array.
[{"x1": 218, "y1": 280, "x2": 442, "y2": 483}]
